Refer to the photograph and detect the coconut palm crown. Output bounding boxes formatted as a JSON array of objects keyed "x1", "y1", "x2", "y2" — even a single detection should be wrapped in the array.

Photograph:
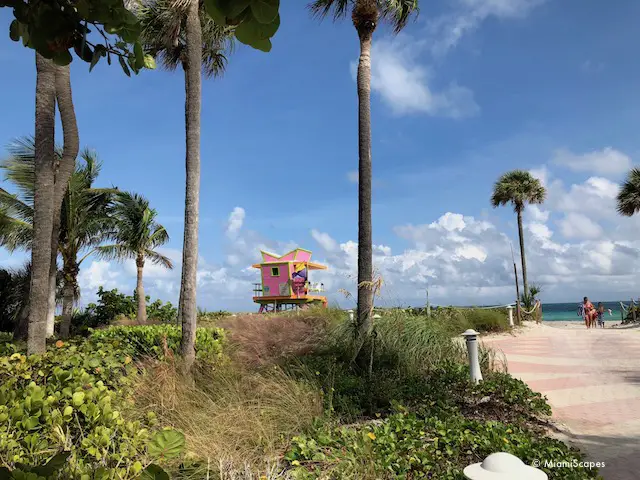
[
  {"x1": 617, "y1": 168, "x2": 640, "y2": 217},
  {"x1": 96, "y1": 192, "x2": 172, "y2": 324},
  {"x1": 138, "y1": 0, "x2": 233, "y2": 78}
]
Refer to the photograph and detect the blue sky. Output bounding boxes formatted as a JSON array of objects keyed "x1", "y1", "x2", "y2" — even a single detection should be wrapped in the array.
[{"x1": 2, "y1": 0, "x2": 640, "y2": 311}]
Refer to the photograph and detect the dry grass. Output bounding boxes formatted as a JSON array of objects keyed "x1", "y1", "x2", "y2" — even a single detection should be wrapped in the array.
[
  {"x1": 132, "y1": 359, "x2": 323, "y2": 477},
  {"x1": 218, "y1": 311, "x2": 333, "y2": 367}
]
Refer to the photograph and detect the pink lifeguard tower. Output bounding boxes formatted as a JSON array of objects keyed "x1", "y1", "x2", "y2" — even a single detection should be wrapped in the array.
[{"x1": 252, "y1": 248, "x2": 328, "y2": 313}]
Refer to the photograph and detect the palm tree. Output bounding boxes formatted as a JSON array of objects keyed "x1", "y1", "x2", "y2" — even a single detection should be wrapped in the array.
[
  {"x1": 97, "y1": 192, "x2": 173, "y2": 324},
  {"x1": 491, "y1": 170, "x2": 546, "y2": 294},
  {"x1": 309, "y1": 0, "x2": 419, "y2": 337},
  {"x1": 29, "y1": 53, "x2": 58, "y2": 353},
  {"x1": 139, "y1": 0, "x2": 232, "y2": 369},
  {"x1": 616, "y1": 168, "x2": 640, "y2": 217},
  {"x1": 0, "y1": 138, "x2": 114, "y2": 338},
  {"x1": 28, "y1": 55, "x2": 79, "y2": 353}
]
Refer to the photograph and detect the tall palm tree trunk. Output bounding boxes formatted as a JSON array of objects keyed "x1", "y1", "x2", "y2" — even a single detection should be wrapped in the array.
[
  {"x1": 179, "y1": 0, "x2": 202, "y2": 372},
  {"x1": 28, "y1": 53, "x2": 57, "y2": 354},
  {"x1": 51, "y1": 64, "x2": 79, "y2": 337},
  {"x1": 355, "y1": 29, "x2": 374, "y2": 336},
  {"x1": 136, "y1": 255, "x2": 147, "y2": 324},
  {"x1": 516, "y1": 208, "x2": 528, "y2": 295}
]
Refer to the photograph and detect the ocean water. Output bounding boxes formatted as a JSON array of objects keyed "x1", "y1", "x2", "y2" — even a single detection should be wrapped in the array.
[{"x1": 541, "y1": 301, "x2": 627, "y2": 322}]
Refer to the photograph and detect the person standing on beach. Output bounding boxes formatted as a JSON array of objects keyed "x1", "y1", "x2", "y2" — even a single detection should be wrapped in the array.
[
  {"x1": 597, "y1": 302, "x2": 605, "y2": 328},
  {"x1": 581, "y1": 297, "x2": 597, "y2": 329}
]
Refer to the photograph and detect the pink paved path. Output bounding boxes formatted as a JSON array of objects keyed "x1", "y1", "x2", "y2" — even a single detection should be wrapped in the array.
[{"x1": 483, "y1": 325, "x2": 640, "y2": 480}]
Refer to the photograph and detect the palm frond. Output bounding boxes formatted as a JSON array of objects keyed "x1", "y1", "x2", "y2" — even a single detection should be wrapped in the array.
[
  {"x1": 0, "y1": 188, "x2": 33, "y2": 223},
  {"x1": 0, "y1": 211, "x2": 32, "y2": 251},
  {"x1": 379, "y1": 0, "x2": 419, "y2": 33},
  {"x1": 148, "y1": 224, "x2": 170, "y2": 249},
  {"x1": 491, "y1": 169, "x2": 546, "y2": 212},
  {"x1": 617, "y1": 167, "x2": 640, "y2": 216},
  {"x1": 309, "y1": 0, "x2": 351, "y2": 21},
  {"x1": 145, "y1": 249, "x2": 174, "y2": 269},
  {"x1": 138, "y1": 0, "x2": 234, "y2": 78},
  {"x1": 94, "y1": 243, "x2": 136, "y2": 261}
]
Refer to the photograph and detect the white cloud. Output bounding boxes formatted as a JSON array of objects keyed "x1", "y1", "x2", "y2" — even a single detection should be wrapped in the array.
[
  {"x1": 311, "y1": 229, "x2": 339, "y2": 252},
  {"x1": 559, "y1": 213, "x2": 603, "y2": 239},
  {"x1": 225, "y1": 207, "x2": 245, "y2": 238},
  {"x1": 529, "y1": 166, "x2": 550, "y2": 187},
  {"x1": 527, "y1": 205, "x2": 549, "y2": 222},
  {"x1": 69, "y1": 169, "x2": 640, "y2": 311},
  {"x1": 552, "y1": 147, "x2": 631, "y2": 176},
  {"x1": 77, "y1": 260, "x2": 124, "y2": 301},
  {"x1": 428, "y1": 0, "x2": 547, "y2": 56},
  {"x1": 554, "y1": 176, "x2": 619, "y2": 219},
  {"x1": 357, "y1": 36, "x2": 479, "y2": 118}
]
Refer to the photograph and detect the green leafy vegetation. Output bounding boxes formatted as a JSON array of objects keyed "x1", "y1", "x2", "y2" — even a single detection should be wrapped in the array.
[
  {"x1": 285, "y1": 412, "x2": 595, "y2": 479},
  {"x1": 89, "y1": 324, "x2": 224, "y2": 361},
  {"x1": 0, "y1": 310, "x2": 599, "y2": 479},
  {"x1": 69, "y1": 287, "x2": 178, "y2": 335},
  {"x1": 0, "y1": 335, "x2": 184, "y2": 478}
]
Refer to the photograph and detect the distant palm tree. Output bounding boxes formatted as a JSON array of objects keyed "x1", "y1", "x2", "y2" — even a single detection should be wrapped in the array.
[
  {"x1": 0, "y1": 138, "x2": 114, "y2": 337},
  {"x1": 97, "y1": 192, "x2": 173, "y2": 324},
  {"x1": 309, "y1": 0, "x2": 419, "y2": 337},
  {"x1": 491, "y1": 170, "x2": 546, "y2": 294},
  {"x1": 139, "y1": 0, "x2": 232, "y2": 369},
  {"x1": 617, "y1": 168, "x2": 640, "y2": 217}
]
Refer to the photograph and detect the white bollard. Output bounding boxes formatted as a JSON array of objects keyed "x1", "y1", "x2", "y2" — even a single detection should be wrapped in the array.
[
  {"x1": 464, "y1": 452, "x2": 547, "y2": 479},
  {"x1": 461, "y1": 329, "x2": 483, "y2": 384},
  {"x1": 347, "y1": 309, "x2": 354, "y2": 322},
  {"x1": 506, "y1": 305, "x2": 514, "y2": 327}
]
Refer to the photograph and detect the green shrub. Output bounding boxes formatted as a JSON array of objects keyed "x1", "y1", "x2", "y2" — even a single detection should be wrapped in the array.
[
  {"x1": 71, "y1": 288, "x2": 178, "y2": 335},
  {"x1": 461, "y1": 308, "x2": 510, "y2": 333},
  {"x1": 285, "y1": 411, "x2": 598, "y2": 479},
  {"x1": 0, "y1": 338, "x2": 184, "y2": 478},
  {"x1": 89, "y1": 324, "x2": 225, "y2": 361}
]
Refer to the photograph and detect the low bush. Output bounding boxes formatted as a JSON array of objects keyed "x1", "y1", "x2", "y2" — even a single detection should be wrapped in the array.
[
  {"x1": 0, "y1": 338, "x2": 185, "y2": 478},
  {"x1": 89, "y1": 324, "x2": 225, "y2": 361},
  {"x1": 70, "y1": 287, "x2": 178, "y2": 335},
  {"x1": 463, "y1": 308, "x2": 510, "y2": 332},
  {"x1": 284, "y1": 410, "x2": 597, "y2": 479}
]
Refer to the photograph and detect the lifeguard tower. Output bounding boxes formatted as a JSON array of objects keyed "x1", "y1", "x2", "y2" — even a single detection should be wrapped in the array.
[{"x1": 252, "y1": 248, "x2": 328, "y2": 313}]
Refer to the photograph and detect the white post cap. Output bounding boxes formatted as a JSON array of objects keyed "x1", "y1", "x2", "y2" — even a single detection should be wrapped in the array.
[
  {"x1": 464, "y1": 452, "x2": 547, "y2": 479},
  {"x1": 461, "y1": 329, "x2": 480, "y2": 337}
]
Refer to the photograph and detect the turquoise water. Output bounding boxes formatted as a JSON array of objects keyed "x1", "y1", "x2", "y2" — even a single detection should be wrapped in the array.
[{"x1": 541, "y1": 301, "x2": 625, "y2": 322}]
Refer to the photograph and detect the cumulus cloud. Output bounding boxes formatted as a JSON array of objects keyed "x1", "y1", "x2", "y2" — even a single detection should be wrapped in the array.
[
  {"x1": 225, "y1": 207, "x2": 245, "y2": 238},
  {"x1": 362, "y1": 37, "x2": 479, "y2": 118},
  {"x1": 71, "y1": 161, "x2": 640, "y2": 311},
  {"x1": 311, "y1": 229, "x2": 339, "y2": 252},
  {"x1": 552, "y1": 147, "x2": 632, "y2": 176},
  {"x1": 559, "y1": 213, "x2": 603, "y2": 239}
]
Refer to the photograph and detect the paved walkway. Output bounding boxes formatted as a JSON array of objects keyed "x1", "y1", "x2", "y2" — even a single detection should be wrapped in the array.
[{"x1": 483, "y1": 324, "x2": 640, "y2": 480}]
